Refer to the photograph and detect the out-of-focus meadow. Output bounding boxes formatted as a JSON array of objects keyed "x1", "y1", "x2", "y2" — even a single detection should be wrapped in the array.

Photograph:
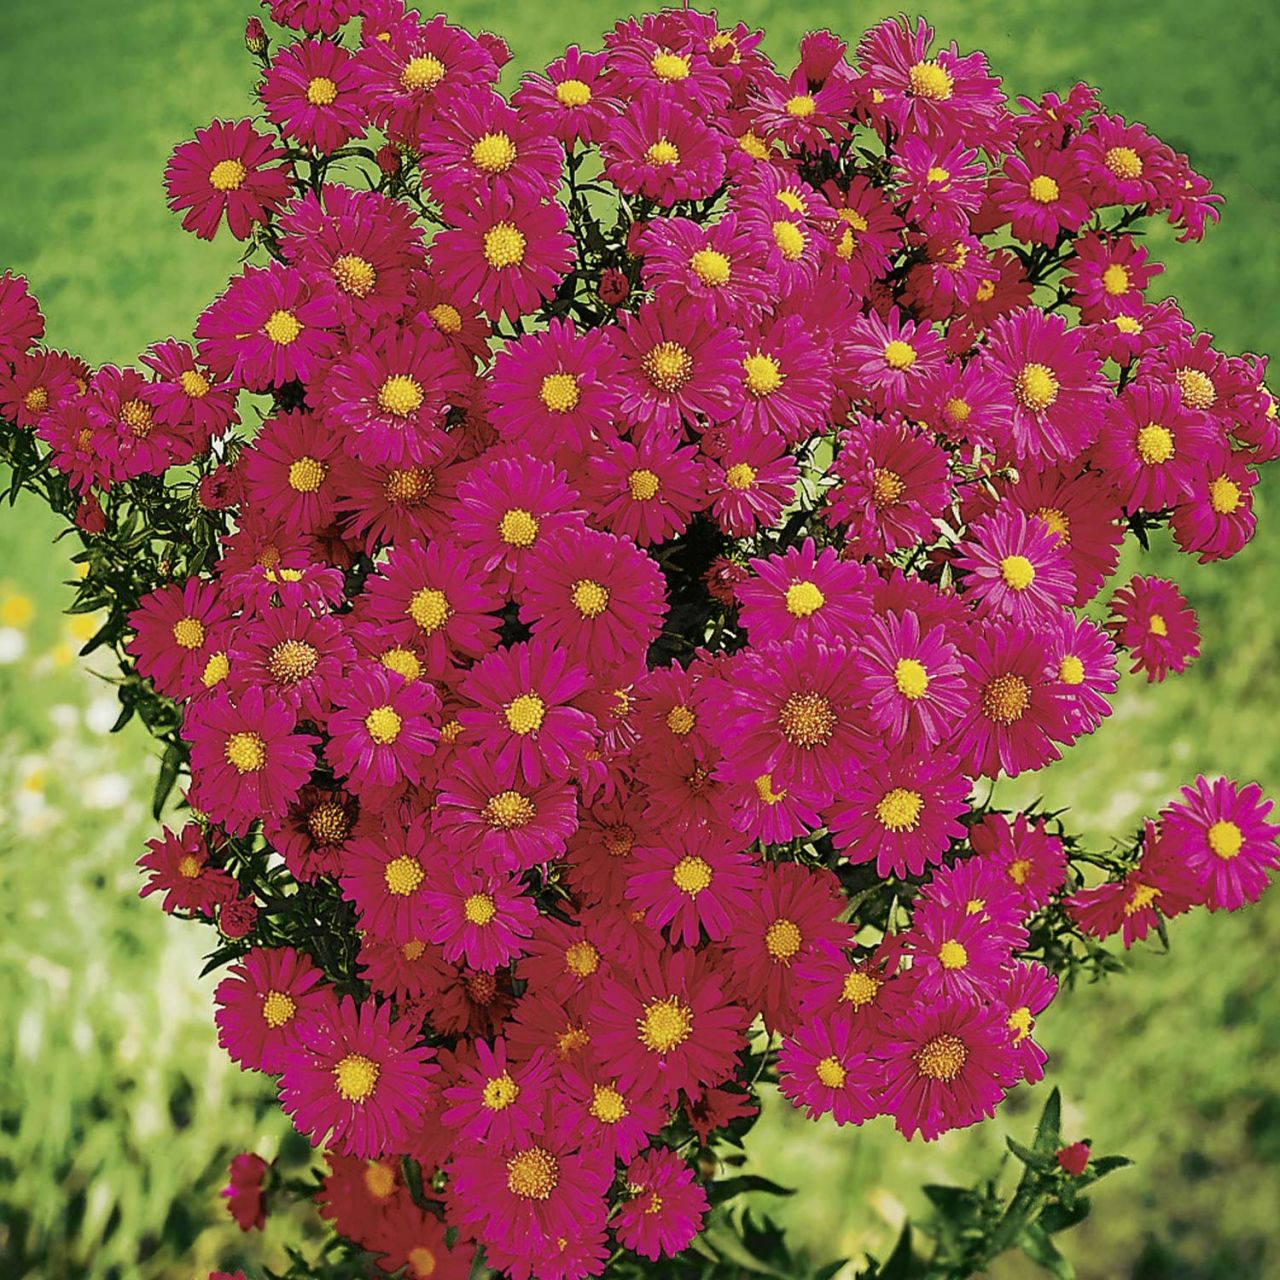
[{"x1": 1, "y1": 1, "x2": 1277, "y2": 1276}]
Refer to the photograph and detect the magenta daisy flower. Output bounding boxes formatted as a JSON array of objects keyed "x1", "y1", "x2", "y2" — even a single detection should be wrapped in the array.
[
  {"x1": 736, "y1": 313, "x2": 833, "y2": 441},
  {"x1": 704, "y1": 428, "x2": 798, "y2": 537},
  {"x1": 904, "y1": 899, "x2": 1012, "y2": 1003},
  {"x1": 0, "y1": 272, "x2": 44, "y2": 362},
  {"x1": 489, "y1": 318, "x2": 622, "y2": 454},
  {"x1": 957, "y1": 507, "x2": 1075, "y2": 626},
  {"x1": 440, "y1": 1037, "x2": 553, "y2": 1146},
  {"x1": 266, "y1": 784, "x2": 367, "y2": 884},
  {"x1": 164, "y1": 118, "x2": 292, "y2": 241},
  {"x1": 979, "y1": 307, "x2": 1108, "y2": 465},
  {"x1": 777, "y1": 1014, "x2": 878, "y2": 1126},
  {"x1": 594, "y1": 947, "x2": 747, "y2": 1104},
  {"x1": 874, "y1": 989, "x2": 1018, "y2": 1141},
  {"x1": 139, "y1": 338, "x2": 237, "y2": 446},
  {"x1": 262, "y1": 39, "x2": 366, "y2": 155},
  {"x1": 360, "y1": 538, "x2": 502, "y2": 677},
  {"x1": 637, "y1": 214, "x2": 772, "y2": 325},
  {"x1": 613, "y1": 1149, "x2": 709, "y2": 1261},
  {"x1": 186, "y1": 686, "x2": 319, "y2": 834},
  {"x1": 511, "y1": 46, "x2": 617, "y2": 146},
  {"x1": 520, "y1": 526, "x2": 667, "y2": 675},
  {"x1": 577, "y1": 432, "x2": 704, "y2": 547},
  {"x1": 324, "y1": 662, "x2": 441, "y2": 796},
  {"x1": 955, "y1": 624, "x2": 1071, "y2": 779},
  {"x1": 735, "y1": 539, "x2": 872, "y2": 647},
  {"x1": 1065, "y1": 232, "x2": 1162, "y2": 324},
  {"x1": 83, "y1": 364, "x2": 180, "y2": 483},
  {"x1": 893, "y1": 136, "x2": 987, "y2": 233},
  {"x1": 238, "y1": 409, "x2": 342, "y2": 533},
  {"x1": 989, "y1": 147, "x2": 1091, "y2": 245},
  {"x1": 433, "y1": 746, "x2": 579, "y2": 874},
  {"x1": 127, "y1": 577, "x2": 230, "y2": 701},
  {"x1": 1105, "y1": 574, "x2": 1200, "y2": 683},
  {"x1": 1161, "y1": 775, "x2": 1280, "y2": 911},
  {"x1": 611, "y1": 301, "x2": 746, "y2": 432},
  {"x1": 228, "y1": 604, "x2": 353, "y2": 720},
  {"x1": 827, "y1": 749, "x2": 969, "y2": 878},
  {"x1": 1094, "y1": 380, "x2": 1216, "y2": 511},
  {"x1": 836, "y1": 307, "x2": 944, "y2": 414},
  {"x1": 195, "y1": 263, "x2": 340, "y2": 391},
  {"x1": 340, "y1": 813, "x2": 436, "y2": 944},
  {"x1": 420, "y1": 86, "x2": 562, "y2": 205},
  {"x1": 601, "y1": 96, "x2": 726, "y2": 206},
  {"x1": 824, "y1": 176, "x2": 904, "y2": 294},
  {"x1": 457, "y1": 638, "x2": 596, "y2": 784},
  {"x1": 557, "y1": 1066, "x2": 667, "y2": 1165},
  {"x1": 999, "y1": 960, "x2": 1058, "y2": 1084},
  {"x1": 970, "y1": 811, "x2": 1068, "y2": 914},
  {"x1": 1075, "y1": 111, "x2": 1170, "y2": 206},
  {"x1": 137, "y1": 823, "x2": 235, "y2": 917},
  {"x1": 430, "y1": 189, "x2": 573, "y2": 323},
  {"x1": 422, "y1": 866, "x2": 539, "y2": 971},
  {"x1": 265, "y1": 0, "x2": 360, "y2": 36},
  {"x1": 1047, "y1": 613, "x2": 1118, "y2": 740},
  {"x1": 625, "y1": 827, "x2": 761, "y2": 946},
  {"x1": 0, "y1": 347, "x2": 81, "y2": 429},
  {"x1": 1171, "y1": 446, "x2": 1259, "y2": 562},
  {"x1": 279, "y1": 995, "x2": 437, "y2": 1157},
  {"x1": 214, "y1": 946, "x2": 334, "y2": 1073}
]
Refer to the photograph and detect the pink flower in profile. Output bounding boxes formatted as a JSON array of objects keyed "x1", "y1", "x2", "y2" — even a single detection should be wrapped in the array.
[
  {"x1": 279, "y1": 995, "x2": 437, "y2": 1158},
  {"x1": 264, "y1": 0, "x2": 360, "y2": 36},
  {"x1": 777, "y1": 1014, "x2": 878, "y2": 1126},
  {"x1": 195, "y1": 263, "x2": 340, "y2": 391},
  {"x1": 613, "y1": 1149, "x2": 709, "y2": 1261},
  {"x1": 1105, "y1": 574, "x2": 1200, "y2": 682},
  {"x1": 957, "y1": 507, "x2": 1075, "y2": 626},
  {"x1": 261, "y1": 39, "x2": 366, "y2": 154},
  {"x1": 430, "y1": 189, "x2": 573, "y2": 323},
  {"x1": 0, "y1": 272, "x2": 44, "y2": 362},
  {"x1": 1162, "y1": 775, "x2": 1280, "y2": 911},
  {"x1": 999, "y1": 960, "x2": 1058, "y2": 1084},
  {"x1": 222, "y1": 1152, "x2": 268, "y2": 1232},
  {"x1": 138, "y1": 823, "x2": 236, "y2": 917},
  {"x1": 164, "y1": 119, "x2": 292, "y2": 241}
]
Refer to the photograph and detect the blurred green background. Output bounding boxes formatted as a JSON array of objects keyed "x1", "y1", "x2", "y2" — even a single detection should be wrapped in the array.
[{"x1": 1, "y1": 1, "x2": 1277, "y2": 1277}]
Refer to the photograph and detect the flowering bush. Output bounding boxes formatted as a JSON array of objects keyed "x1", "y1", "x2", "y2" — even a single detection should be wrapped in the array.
[{"x1": 2, "y1": 3, "x2": 1278, "y2": 1277}]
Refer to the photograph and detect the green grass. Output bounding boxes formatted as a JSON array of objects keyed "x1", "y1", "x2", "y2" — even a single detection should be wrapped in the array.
[{"x1": 2, "y1": 2, "x2": 1279, "y2": 1277}]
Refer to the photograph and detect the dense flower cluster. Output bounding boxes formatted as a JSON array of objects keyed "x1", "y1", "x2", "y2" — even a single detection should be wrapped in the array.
[{"x1": 2, "y1": 4, "x2": 1278, "y2": 1278}]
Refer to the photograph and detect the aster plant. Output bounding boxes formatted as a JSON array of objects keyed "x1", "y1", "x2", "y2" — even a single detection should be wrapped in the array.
[{"x1": 1, "y1": 4, "x2": 1278, "y2": 1279}]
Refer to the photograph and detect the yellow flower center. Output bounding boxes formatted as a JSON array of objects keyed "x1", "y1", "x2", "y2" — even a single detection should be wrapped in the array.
[
  {"x1": 873, "y1": 468, "x2": 905, "y2": 506},
  {"x1": 982, "y1": 673, "x2": 1030, "y2": 724},
  {"x1": 908, "y1": 60, "x2": 953, "y2": 100},
  {"x1": 22, "y1": 385, "x2": 49, "y2": 412},
  {"x1": 915, "y1": 1033, "x2": 967, "y2": 1081},
  {"x1": 504, "y1": 694, "x2": 545, "y2": 735},
  {"x1": 1028, "y1": 174, "x2": 1060, "y2": 204},
  {"x1": 364, "y1": 1161, "x2": 397, "y2": 1199},
  {"x1": 333, "y1": 1053, "x2": 380, "y2": 1101},
  {"x1": 225, "y1": 731, "x2": 266, "y2": 773},
  {"x1": 666, "y1": 704, "x2": 696, "y2": 735},
  {"x1": 1008, "y1": 1006, "x2": 1033, "y2": 1042},
  {"x1": 754, "y1": 773, "x2": 786, "y2": 804},
  {"x1": 120, "y1": 398, "x2": 153, "y2": 437},
  {"x1": 642, "y1": 341, "x2": 693, "y2": 392},
  {"x1": 268, "y1": 639, "x2": 319, "y2": 684},
  {"x1": 628, "y1": 468, "x2": 661, "y2": 501},
  {"x1": 571, "y1": 579, "x2": 610, "y2": 618},
  {"x1": 883, "y1": 339, "x2": 916, "y2": 371},
  {"x1": 772, "y1": 219, "x2": 806, "y2": 261},
  {"x1": 938, "y1": 939, "x2": 968, "y2": 970},
  {"x1": 180, "y1": 369, "x2": 210, "y2": 398},
  {"x1": 894, "y1": 657, "x2": 929, "y2": 699},
  {"x1": 784, "y1": 580, "x2": 825, "y2": 618},
  {"x1": 1058, "y1": 654, "x2": 1086, "y2": 685},
  {"x1": 1102, "y1": 263, "x2": 1130, "y2": 296},
  {"x1": 209, "y1": 158, "x2": 247, "y2": 191},
  {"x1": 499, "y1": 507, "x2": 540, "y2": 547},
  {"x1": 690, "y1": 249, "x2": 731, "y2": 286},
  {"x1": 743, "y1": 353, "x2": 784, "y2": 396},
  {"x1": 464, "y1": 892, "x2": 497, "y2": 925},
  {"x1": 383, "y1": 853, "x2": 424, "y2": 896},
  {"x1": 306, "y1": 76, "x2": 338, "y2": 106},
  {"x1": 1113, "y1": 314, "x2": 1143, "y2": 335},
  {"x1": 378, "y1": 374, "x2": 424, "y2": 417},
  {"x1": 1148, "y1": 613, "x2": 1168, "y2": 637},
  {"x1": 671, "y1": 854, "x2": 713, "y2": 896},
  {"x1": 263, "y1": 310, "x2": 303, "y2": 346},
  {"x1": 365, "y1": 705, "x2": 402, "y2": 745},
  {"x1": 1124, "y1": 882, "x2": 1161, "y2": 916},
  {"x1": 401, "y1": 55, "x2": 445, "y2": 91},
  {"x1": 172, "y1": 616, "x2": 206, "y2": 650},
  {"x1": 178, "y1": 855, "x2": 202, "y2": 879},
  {"x1": 637, "y1": 995, "x2": 693, "y2": 1052},
  {"x1": 555, "y1": 78, "x2": 592, "y2": 107},
  {"x1": 1000, "y1": 554, "x2": 1036, "y2": 590},
  {"x1": 842, "y1": 970, "x2": 880, "y2": 1007},
  {"x1": 381, "y1": 647, "x2": 422, "y2": 680},
  {"x1": 1207, "y1": 819, "x2": 1244, "y2": 860},
  {"x1": 926, "y1": 165, "x2": 951, "y2": 185},
  {"x1": 724, "y1": 462, "x2": 756, "y2": 490},
  {"x1": 428, "y1": 302, "x2": 462, "y2": 334},
  {"x1": 1177, "y1": 367, "x2": 1216, "y2": 409},
  {"x1": 507, "y1": 1147, "x2": 558, "y2": 1200},
  {"x1": 816, "y1": 1056, "x2": 846, "y2": 1088},
  {"x1": 202, "y1": 652, "x2": 230, "y2": 687},
  {"x1": 786, "y1": 93, "x2": 816, "y2": 118},
  {"x1": 471, "y1": 131, "x2": 517, "y2": 173},
  {"x1": 407, "y1": 1247, "x2": 436, "y2": 1277},
  {"x1": 539, "y1": 372, "x2": 580, "y2": 413},
  {"x1": 483, "y1": 222, "x2": 526, "y2": 269},
  {"x1": 645, "y1": 138, "x2": 680, "y2": 167},
  {"x1": 765, "y1": 916, "x2": 802, "y2": 960},
  {"x1": 1209, "y1": 476, "x2": 1241, "y2": 514},
  {"x1": 1016, "y1": 362, "x2": 1059, "y2": 411},
  {"x1": 564, "y1": 940, "x2": 600, "y2": 977},
  {"x1": 332, "y1": 254, "x2": 376, "y2": 297},
  {"x1": 1035, "y1": 506, "x2": 1071, "y2": 542},
  {"x1": 482, "y1": 1072, "x2": 520, "y2": 1110},
  {"x1": 385, "y1": 467, "x2": 433, "y2": 505},
  {"x1": 779, "y1": 690, "x2": 836, "y2": 747},
  {"x1": 589, "y1": 1083, "x2": 627, "y2": 1123},
  {"x1": 1105, "y1": 146, "x2": 1143, "y2": 179},
  {"x1": 1136, "y1": 423, "x2": 1175, "y2": 465},
  {"x1": 876, "y1": 787, "x2": 924, "y2": 832},
  {"x1": 309, "y1": 799, "x2": 351, "y2": 846},
  {"x1": 288, "y1": 455, "x2": 327, "y2": 492},
  {"x1": 483, "y1": 790, "x2": 537, "y2": 829},
  {"x1": 651, "y1": 51, "x2": 690, "y2": 81},
  {"x1": 408, "y1": 587, "x2": 449, "y2": 633}
]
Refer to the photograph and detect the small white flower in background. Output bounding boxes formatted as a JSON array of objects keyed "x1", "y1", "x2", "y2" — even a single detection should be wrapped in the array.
[
  {"x1": 85, "y1": 695, "x2": 121, "y2": 736},
  {"x1": 48, "y1": 703, "x2": 79, "y2": 733},
  {"x1": 0, "y1": 627, "x2": 27, "y2": 664},
  {"x1": 83, "y1": 773, "x2": 132, "y2": 810}
]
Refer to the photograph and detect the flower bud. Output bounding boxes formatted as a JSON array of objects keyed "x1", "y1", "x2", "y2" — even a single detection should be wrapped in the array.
[
  {"x1": 219, "y1": 896, "x2": 258, "y2": 940},
  {"x1": 598, "y1": 267, "x2": 630, "y2": 306},
  {"x1": 375, "y1": 143, "x2": 402, "y2": 175},
  {"x1": 1056, "y1": 1141, "x2": 1091, "y2": 1176},
  {"x1": 244, "y1": 17, "x2": 268, "y2": 55}
]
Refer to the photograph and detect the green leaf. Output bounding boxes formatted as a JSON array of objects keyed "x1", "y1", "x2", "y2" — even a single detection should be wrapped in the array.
[
  {"x1": 152, "y1": 740, "x2": 184, "y2": 819},
  {"x1": 1087, "y1": 1155, "x2": 1134, "y2": 1179},
  {"x1": 1020, "y1": 1223, "x2": 1076, "y2": 1278},
  {"x1": 1038, "y1": 1197, "x2": 1092, "y2": 1235},
  {"x1": 877, "y1": 1222, "x2": 917, "y2": 1280},
  {"x1": 708, "y1": 1174, "x2": 795, "y2": 1205},
  {"x1": 1034, "y1": 1087, "x2": 1063, "y2": 1154},
  {"x1": 1008, "y1": 1137, "x2": 1055, "y2": 1171}
]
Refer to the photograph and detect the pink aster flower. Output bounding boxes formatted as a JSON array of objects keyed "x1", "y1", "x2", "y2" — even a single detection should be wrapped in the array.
[
  {"x1": 0, "y1": 272, "x2": 44, "y2": 362},
  {"x1": 422, "y1": 865, "x2": 539, "y2": 971},
  {"x1": 324, "y1": 662, "x2": 441, "y2": 795},
  {"x1": 957, "y1": 507, "x2": 1075, "y2": 626},
  {"x1": 777, "y1": 1014, "x2": 878, "y2": 1126},
  {"x1": 1047, "y1": 613, "x2": 1118, "y2": 740},
  {"x1": 874, "y1": 990, "x2": 1019, "y2": 1141},
  {"x1": 433, "y1": 746, "x2": 579, "y2": 873},
  {"x1": 228, "y1": 604, "x2": 353, "y2": 720},
  {"x1": 835, "y1": 308, "x2": 945, "y2": 414},
  {"x1": 457, "y1": 638, "x2": 596, "y2": 784},
  {"x1": 557, "y1": 1066, "x2": 666, "y2": 1166},
  {"x1": 186, "y1": 686, "x2": 319, "y2": 835},
  {"x1": 735, "y1": 539, "x2": 872, "y2": 647},
  {"x1": 637, "y1": 214, "x2": 772, "y2": 325},
  {"x1": 827, "y1": 749, "x2": 969, "y2": 878},
  {"x1": 613, "y1": 1149, "x2": 709, "y2": 1261},
  {"x1": 593, "y1": 946, "x2": 748, "y2": 1104},
  {"x1": 1161, "y1": 775, "x2": 1280, "y2": 911},
  {"x1": 704, "y1": 428, "x2": 799, "y2": 538},
  {"x1": 84, "y1": 365, "x2": 181, "y2": 482},
  {"x1": 430, "y1": 189, "x2": 573, "y2": 323},
  {"x1": 521, "y1": 526, "x2": 667, "y2": 675},
  {"x1": 955, "y1": 624, "x2": 1071, "y2": 779},
  {"x1": 360, "y1": 538, "x2": 502, "y2": 677},
  {"x1": 489, "y1": 318, "x2": 622, "y2": 454},
  {"x1": 279, "y1": 995, "x2": 437, "y2": 1157},
  {"x1": 419, "y1": 87, "x2": 562, "y2": 205},
  {"x1": 264, "y1": 0, "x2": 360, "y2": 36},
  {"x1": 736, "y1": 313, "x2": 834, "y2": 441},
  {"x1": 577, "y1": 432, "x2": 704, "y2": 546},
  {"x1": 893, "y1": 136, "x2": 987, "y2": 233},
  {"x1": 127, "y1": 577, "x2": 230, "y2": 701},
  {"x1": 823, "y1": 177, "x2": 904, "y2": 295},
  {"x1": 164, "y1": 119, "x2": 292, "y2": 241},
  {"x1": 1171, "y1": 446, "x2": 1259, "y2": 562},
  {"x1": 1094, "y1": 380, "x2": 1216, "y2": 511},
  {"x1": 999, "y1": 960, "x2": 1058, "y2": 1084},
  {"x1": 512, "y1": 47, "x2": 618, "y2": 146},
  {"x1": 1105, "y1": 574, "x2": 1200, "y2": 682},
  {"x1": 440, "y1": 1037, "x2": 553, "y2": 1147},
  {"x1": 611, "y1": 301, "x2": 747, "y2": 433},
  {"x1": 904, "y1": 898, "x2": 1013, "y2": 1003},
  {"x1": 1064, "y1": 232, "x2": 1162, "y2": 323},
  {"x1": 262, "y1": 40, "x2": 366, "y2": 154},
  {"x1": 979, "y1": 307, "x2": 1108, "y2": 465},
  {"x1": 969, "y1": 811, "x2": 1069, "y2": 913},
  {"x1": 214, "y1": 946, "x2": 335, "y2": 1074},
  {"x1": 0, "y1": 347, "x2": 81, "y2": 429},
  {"x1": 1075, "y1": 112, "x2": 1171, "y2": 207},
  {"x1": 989, "y1": 146, "x2": 1092, "y2": 245},
  {"x1": 137, "y1": 823, "x2": 235, "y2": 917},
  {"x1": 625, "y1": 827, "x2": 762, "y2": 946},
  {"x1": 238, "y1": 409, "x2": 342, "y2": 533},
  {"x1": 340, "y1": 813, "x2": 437, "y2": 944},
  {"x1": 195, "y1": 263, "x2": 341, "y2": 391},
  {"x1": 139, "y1": 338, "x2": 237, "y2": 446}
]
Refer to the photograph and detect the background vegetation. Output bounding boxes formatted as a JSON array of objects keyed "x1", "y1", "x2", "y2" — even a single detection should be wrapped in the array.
[{"x1": 1, "y1": 1, "x2": 1277, "y2": 1277}]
